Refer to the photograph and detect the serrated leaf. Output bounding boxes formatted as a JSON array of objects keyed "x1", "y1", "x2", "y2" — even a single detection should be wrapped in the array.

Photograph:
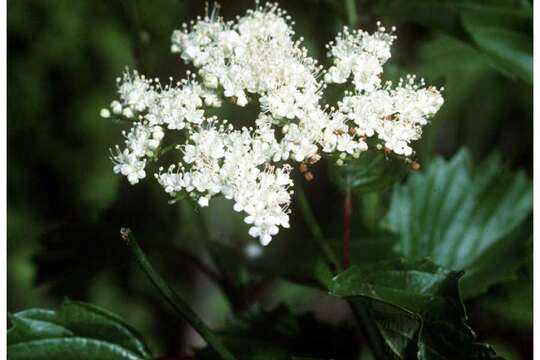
[
  {"x1": 458, "y1": 1, "x2": 532, "y2": 85},
  {"x1": 461, "y1": 19, "x2": 532, "y2": 84},
  {"x1": 330, "y1": 151, "x2": 409, "y2": 194},
  {"x1": 331, "y1": 259, "x2": 463, "y2": 315},
  {"x1": 369, "y1": 0, "x2": 532, "y2": 83},
  {"x1": 383, "y1": 149, "x2": 532, "y2": 298},
  {"x1": 57, "y1": 301, "x2": 153, "y2": 358},
  {"x1": 409, "y1": 31, "x2": 525, "y2": 160},
  {"x1": 8, "y1": 300, "x2": 152, "y2": 360},
  {"x1": 330, "y1": 259, "x2": 499, "y2": 360},
  {"x1": 7, "y1": 313, "x2": 73, "y2": 346},
  {"x1": 8, "y1": 338, "x2": 145, "y2": 360}
]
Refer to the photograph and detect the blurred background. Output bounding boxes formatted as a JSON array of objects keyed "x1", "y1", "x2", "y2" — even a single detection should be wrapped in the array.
[{"x1": 8, "y1": 0, "x2": 532, "y2": 359}]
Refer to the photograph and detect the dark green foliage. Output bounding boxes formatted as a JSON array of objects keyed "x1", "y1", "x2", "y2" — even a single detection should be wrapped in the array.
[
  {"x1": 8, "y1": 300, "x2": 153, "y2": 360},
  {"x1": 367, "y1": 0, "x2": 532, "y2": 84},
  {"x1": 330, "y1": 259, "x2": 500, "y2": 359},
  {"x1": 383, "y1": 149, "x2": 532, "y2": 299},
  {"x1": 330, "y1": 150, "x2": 409, "y2": 194},
  {"x1": 8, "y1": 0, "x2": 532, "y2": 359}
]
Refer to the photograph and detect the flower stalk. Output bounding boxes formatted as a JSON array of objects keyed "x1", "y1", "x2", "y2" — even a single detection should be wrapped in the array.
[
  {"x1": 343, "y1": 186, "x2": 352, "y2": 269},
  {"x1": 343, "y1": 0, "x2": 358, "y2": 27},
  {"x1": 121, "y1": 228, "x2": 237, "y2": 360},
  {"x1": 295, "y1": 183, "x2": 340, "y2": 272}
]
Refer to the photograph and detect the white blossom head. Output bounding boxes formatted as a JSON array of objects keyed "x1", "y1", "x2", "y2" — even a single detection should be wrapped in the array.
[{"x1": 103, "y1": 2, "x2": 444, "y2": 245}]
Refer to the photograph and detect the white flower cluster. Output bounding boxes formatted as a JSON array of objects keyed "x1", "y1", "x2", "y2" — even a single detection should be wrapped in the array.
[
  {"x1": 156, "y1": 117, "x2": 292, "y2": 245},
  {"x1": 103, "y1": 2, "x2": 443, "y2": 245},
  {"x1": 325, "y1": 26, "x2": 444, "y2": 156},
  {"x1": 325, "y1": 25, "x2": 393, "y2": 92},
  {"x1": 107, "y1": 71, "x2": 211, "y2": 185},
  {"x1": 171, "y1": 3, "x2": 327, "y2": 163}
]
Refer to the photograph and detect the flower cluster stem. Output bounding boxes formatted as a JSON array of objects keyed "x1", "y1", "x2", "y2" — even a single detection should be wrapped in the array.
[
  {"x1": 337, "y1": 5, "x2": 387, "y2": 357},
  {"x1": 295, "y1": 185, "x2": 385, "y2": 358},
  {"x1": 343, "y1": 186, "x2": 352, "y2": 269},
  {"x1": 121, "y1": 228, "x2": 237, "y2": 360},
  {"x1": 295, "y1": 183, "x2": 340, "y2": 272},
  {"x1": 344, "y1": 0, "x2": 358, "y2": 27}
]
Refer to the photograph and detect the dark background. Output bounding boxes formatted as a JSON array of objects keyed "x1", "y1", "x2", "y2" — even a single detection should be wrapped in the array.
[{"x1": 8, "y1": 0, "x2": 532, "y2": 358}]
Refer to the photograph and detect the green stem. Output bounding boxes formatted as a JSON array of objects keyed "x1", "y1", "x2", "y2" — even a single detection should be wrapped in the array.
[
  {"x1": 295, "y1": 183, "x2": 340, "y2": 272},
  {"x1": 343, "y1": 0, "x2": 358, "y2": 27},
  {"x1": 343, "y1": 186, "x2": 352, "y2": 270},
  {"x1": 295, "y1": 185, "x2": 385, "y2": 358},
  {"x1": 121, "y1": 228, "x2": 237, "y2": 360}
]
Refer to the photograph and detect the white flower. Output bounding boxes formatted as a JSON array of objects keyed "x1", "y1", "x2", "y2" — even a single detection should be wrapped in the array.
[
  {"x1": 336, "y1": 133, "x2": 359, "y2": 154},
  {"x1": 144, "y1": 76, "x2": 206, "y2": 129},
  {"x1": 104, "y1": 2, "x2": 443, "y2": 245},
  {"x1": 111, "y1": 100, "x2": 123, "y2": 114},
  {"x1": 155, "y1": 165, "x2": 185, "y2": 194},
  {"x1": 198, "y1": 196, "x2": 210, "y2": 207},
  {"x1": 100, "y1": 108, "x2": 110, "y2": 118},
  {"x1": 123, "y1": 123, "x2": 164, "y2": 157},
  {"x1": 337, "y1": 76, "x2": 443, "y2": 156},
  {"x1": 117, "y1": 70, "x2": 155, "y2": 112},
  {"x1": 111, "y1": 147, "x2": 146, "y2": 185}
]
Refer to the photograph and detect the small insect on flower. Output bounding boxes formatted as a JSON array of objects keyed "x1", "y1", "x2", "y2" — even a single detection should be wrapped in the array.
[
  {"x1": 103, "y1": 2, "x2": 443, "y2": 245},
  {"x1": 383, "y1": 112, "x2": 400, "y2": 121}
]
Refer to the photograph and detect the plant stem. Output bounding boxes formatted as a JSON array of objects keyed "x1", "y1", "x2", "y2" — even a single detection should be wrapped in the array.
[
  {"x1": 296, "y1": 185, "x2": 385, "y2": 358},
  {"x1": 121, "y1": 228, "x2": 237, "y2": 360},
  {"x1": 343, "y1": 0, "x2": 358, "y2": 27},
  {"x1": 295, "y1": 183, "x2": 340, "y2": 272},
  {"x1": 337, "y1": 3, "x2": 385, "y2": 359},
  {"x1": 343, "y1": 186, "x2": 352, "y2": 270},
  {"x1": 341, "y1": 190, "x2": 386, "y2": 359}
]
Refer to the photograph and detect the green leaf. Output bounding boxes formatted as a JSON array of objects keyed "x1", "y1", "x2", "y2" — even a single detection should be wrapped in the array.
[
  {"x1": 409, "y1": 32, "x2": 524, "y2": 160},
  {"x1": 383, "y1": 149, "x2": 532, "y2": 298},
  {"x1": 8, "y1": 338, "x2": 145, "y2": 360},
  {"x1": 330, "y1": 150, "x2": 409, "y2": 194},
  {"x1": 461, "y1": 16, "x2": 532, "y2": 84},
  {"x1": 8, "y1": 300, "x2": 152, "y2": 360},
  {"x1": 368, "y1": 0, "x2": 532, "y2": 83},
  {"x1": 8, "y1": 311, "x2": 73, "y2": 345},
  {"x1": 330, "y1": 259, "x2": 499, "y2": 359}
]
